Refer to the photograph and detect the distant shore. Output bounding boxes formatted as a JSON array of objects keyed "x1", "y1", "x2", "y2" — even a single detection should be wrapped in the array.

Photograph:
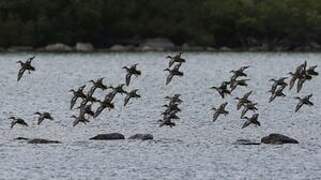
[{"x1": 1, "y1": 38, "x2": 321, "y2": 53}]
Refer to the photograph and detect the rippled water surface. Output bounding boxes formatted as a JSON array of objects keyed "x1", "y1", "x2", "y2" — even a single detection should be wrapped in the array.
[{"x1": 0, "y1": 52, "x2": 321, "y2": 180}]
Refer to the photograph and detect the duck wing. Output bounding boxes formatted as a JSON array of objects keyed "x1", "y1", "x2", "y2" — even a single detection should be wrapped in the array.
[
  {"x1": 212, "y1": 111, "x2": 220, "y2": 122},
  {"x1": 17, "y1": 67, "x2": 26, "y2": 81},
  {"x1": 295, "y1": 101, "x2": 304, "y2": 112},
  {"x1": 37, "y1": 117, "x2": 45, "y2": 125},
  {"x1": 94, "y1": 106, "x2": 105, "y2": 118},
  {"x1": 296, "y1": 78, "x2": 305, "y2": 93},
  {"x1": 10, "y1": 121, "x2": 17, "y2": 129},
  {"x1": 241, "y1": 120, "x2": 251, "y2": 129},
  {"x1": 125, "y1": 73, "x2": 132, "y2": 86},
  {"x1": 166, "y1": 73, "x2": 174, "y2": 85},
  {"x1": 70, "y1": 96, "x2": 78, "y2": 110},
  {"x1": 124, "y1": 94, "x2": 131, "y2": 107},
  {"x1": 289, "y1": 76, "x2": 297, "y2": 90}
]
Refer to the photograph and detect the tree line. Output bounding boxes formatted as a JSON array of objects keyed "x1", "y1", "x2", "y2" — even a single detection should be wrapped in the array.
[{"x1": 0, "y1": 0, "x2": 321, "y2": 49}]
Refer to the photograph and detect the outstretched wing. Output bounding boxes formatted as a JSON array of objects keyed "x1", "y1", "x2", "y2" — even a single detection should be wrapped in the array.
[
  {"x1": 125, "y1": 73, "x2": 132, "y2": 86},
  {"x1": 124, "y1": 95, "x2": 131, "y2": 107},
  {"x1": 17, "y1": 68, "x2": 26, "y2": 81},
  {"x1": 166, "y1": 74, "x2": 174, "y2": 85},
  {"x1": 296, "y1": 79, "x2": 305, "y2": 93},
  {"x1": 70, "y1": 96, "x2": 78, "y2": 110},
  {"x1": 241, "y1": 120, "x2": 251, "y2": 129},
  {"x1": 212, "y1": 112, "x2": 220, "y2": 122},
  {"x1": 94, "y1": 106, "x2": 105, "y2": 118},
  {"x1": 295, "y1": 102, "x2": 303, "y2": 112}
]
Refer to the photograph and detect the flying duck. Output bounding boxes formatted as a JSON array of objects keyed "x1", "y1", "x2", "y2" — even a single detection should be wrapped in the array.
[
  {"x1": 295, "y1": 94, "x2": 313, "y2": 112},
  {"x1": 211, "y1": 102, "x2": 229, "y2": 122},
  {"x1": 123, "y1": 64, "x2": 141, "y2": 86},
  {"x1": 34, "y1": 112, "x2": 54, "y2": 125},
  {"x1": 124, "y1": 89, "x2": 141, "y2": 106},
  {"x1": 9, "y1": 116, "x2": 28, "y2": 128},
  {"x1": 241, "y1": 113, "x2": 260, "y2": 129}
]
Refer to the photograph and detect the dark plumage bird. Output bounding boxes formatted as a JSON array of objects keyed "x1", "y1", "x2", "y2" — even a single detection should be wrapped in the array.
[
  {"x1": 288, "y1": 61, "x2": 307, "y2": 91},
  {"x1": 80, "y1": 91, "x2": 98, "y2": 106},
  {"x1": 166, "y1": 52, "x2": 186, "y2": 67},
  {"x1": 165, "y1": 94, "x2": 183, "y2": 104},
  {"x1": 210, "y1": 81, "x2": 231, "y2": 98},
  {"x1": 164, "y1": 63, "x2": 183, "y2": 85},
  {"x1": 76, "y1": 104, "x2": 95, "y2": 117},
  {"x1": 241, "y1": 102, "x2": 258, "y2": 118},
  {"x1": 123, "y1": 64, "x2": 141, "y2": 86},
  {"x1": 241, "y1": 113, "x2": 260, "y2": 129},
  {"x1": 69, "y1": 85, "x2": 87, "y2": 109},
  {"x1": 9, "y1": 117, "x2": 28, "y2": 129},
  {"x1": 94, "y1": 99, "x2": 115, "y2": 118},
  {"x1": 295, "y1": 94, "x2": 313, "y2": 112},
  {"x1": 124, "y1": 89, "x2": 141, "y2": 106},
  {"x1": 34, "y1": 112, "x2": 54, "y2": 125},
  {"x1": 16, "y1": 56, "x2": 36, "y2": 81},
  {"x1": 230, "y1": 65, "x2": 249, "y2": 81},
  {"x1": 269, "y1": 77, "x2": 287, "y2": 94},
  {"x1": 211, "y1": 102, "x2": 229, "y2": 122},
  {"x1": 89, "y1": 77, "x2": 108, "y2": 91},
  {"x1": 229, "y1": 78, "x2": 250, "y2": 92},
  {"x1": 269, "y1": 86, "x2": 286, "y2": 103},
  {"x1": 235, "y1": 91, "x2": 253, "y2": 110},
  {"x1": 111, "y1": 84, "x2": 127, "y2": 95},
  {"x1": 71, "y1": 114, "x2": 90, "y2": 127},
  {"x1": 306, "y1": 65, "x2": 318, "y2": 76},
  {"x1": 159, "y1": 118, "x2": 176, "y2": 128}
]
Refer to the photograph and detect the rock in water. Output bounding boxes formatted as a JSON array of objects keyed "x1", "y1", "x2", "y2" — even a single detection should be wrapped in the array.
[
  {"x1": 14, "y1": 137, "x2": 29, "y2": 140},
  {"x1": 27, "y1": 138, "x2": 61, "y2": 144},
  {"x1": 261, "y1": 133, "x2": 299, "y2": 144},
  {"x1": 75, "y1": 42, "x2": 94, "y2": 52},
  {"x1": 233, "y1": 139, "x2": 260, "y2": 145},
  {"x1": 128, "y1": 134, "x2": 153, "y2": 140},
  {"x1": 90, "y1": 133, "x2": 125, "y2": 140}
]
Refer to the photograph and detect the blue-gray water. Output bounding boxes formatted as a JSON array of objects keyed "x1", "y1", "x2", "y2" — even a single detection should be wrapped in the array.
[{"x1": 0, "y1": 52, "x2": 320, "y2": 180}]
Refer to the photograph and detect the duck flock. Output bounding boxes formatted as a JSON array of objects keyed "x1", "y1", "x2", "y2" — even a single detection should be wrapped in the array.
[{"x1": 9, "y1": 53, "x2": 318, "y2": 132}]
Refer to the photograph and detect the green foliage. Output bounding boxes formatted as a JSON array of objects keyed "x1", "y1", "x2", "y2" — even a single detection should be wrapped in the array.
[{"x1": 0, "y1": 0, "x2": 320, "y2": 48}]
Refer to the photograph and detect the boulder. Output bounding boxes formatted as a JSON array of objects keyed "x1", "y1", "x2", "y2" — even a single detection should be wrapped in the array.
[
  {"x1": 45, "y1": 43, "x2": 72, "y2": 52},
  {"x1": 233, "y1": 139, "x2": 260, "y2": 145},
  {"x1": 27, "y1": 138, "x2": 61, "y2": 144},
  {"x1": 128, "y1": 134, "x2": 153, "y2": 140},
  {"x1": 75, "y1": 42, "x2": 94, "y2": 52},
  {"x1": 139, "y1": 38, "x2": 175, "y2": 51},
  {"x1": 261, "y1": 133, "x2": 299, "y2": 144},
  {"x1": 90, "y1": 133, "x2": 125, "y2": 140},
  {"x1": 109, "y1": 44, "x2": 133, "y2": 51}
]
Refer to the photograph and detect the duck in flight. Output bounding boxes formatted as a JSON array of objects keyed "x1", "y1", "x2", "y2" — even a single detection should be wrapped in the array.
[
  {"x1": 210, "y1": 81, "x2": 231, "y2": 98},
  {"x1": 166, "y1": 52, "x2": 186, "y2": 67},
  {"x1": 269, "y1": 77, "x2": 287, "y2": 94},
  {"x1": 9, "y1": 116, "x2": 28, "y2": 129},
  {"x1": 235, "y1": 91, "x2": 253, "y2": 110},
  {"x1": 94, "y1": 99, "x2": 115, "y2": 118},
  {"x1": 69, "y1": 85, "x2": 87, "y2": 109},
  {"x1": 16, "y1": 56, "x2": 36, "y2": 81},
  {"x1": 34, "y1": 112, "x2": 54, "y2": 125},
  {"x1": 164, "y1": 63, "x2": 184, "y2": 85},
  {"x1": 124, "y1": 89, "x2": 141, "y2": 107},
  {"x1": 123, "y1": 64, "x2": 141, "y2": 86},
  {"x1": 241, "y1": 102, "x2": 258, "y2": 118},
  {"x1": 211, "y1": 102, "x2": 229, "y2": 122},
  {"x1": 241, "y1": 113, "x2": 260, "y2": 129},
  {"x1": 230, "y1": 65, "x2": 249, "y2": 81},
  {"x1": 269, "y1": 85, "x2": 286, "y2": 103},
  {"x1": 295, "y1": 94, "x2": 313, "y2": 112}
]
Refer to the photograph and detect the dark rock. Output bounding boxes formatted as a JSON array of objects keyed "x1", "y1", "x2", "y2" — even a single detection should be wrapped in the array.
[
  {"x1": 261, "y1": 133, "x2": 299, "y2": 144},
  {"x1": 90, "y1": 133, "x2": 125, "y2": 140},
  {"x1": 27, "y1": 138, "x2": 61, "y2": 144},
  {"x1": 14, "y1": 137, "x2": 29, "y2": 140},
  {"x1": 128, "y1": 134, "x2": 153, "y2": 140},
  {"x1": 233, "y1": 139, "x2": 260, "y2": 145}
]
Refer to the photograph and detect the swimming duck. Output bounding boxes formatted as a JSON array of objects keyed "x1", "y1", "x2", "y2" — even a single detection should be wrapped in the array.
[
  {"x1": 69, "y1": 85, "x2": 87, "y2": 109},
  {"x1": 16, "y1": 56, "x2": 36, "y2": 81},
  {"x1": 124, "y1": 89, "x2": 141, "y2": 106},
  {"x1": 295, "y1": 94, "x2": 313, "y2": 112},
  {"x1": 123, "y1": 64, "x2": 141, "y2": 86},
  {"x1": 230, "y1": 65, "x2": 249, "y2": 81},
  {"x1": 241, "y1": 113, "x2": 260, "y2": 129},
  {"x1": 211, "y1": 102, "x2": 229, "y2": 122},
  {"x1": 241, "y1": 102, "x2": 258, "y2": 118},
  {"x1": 94, "y1": 99, "x2": 115, "y2": 118},
  {"x1": 34, "y1": 112, "x2": 54, "y2": 125},
  {"x1": 235, "y1": 91, "x2": 253, "y2": 110},
  {"x1": 9, "y1": 116, "x2": 28, "y2": 128},
  {"x1": 164, "y1": 63, "x2": 184, "y2": 85},
  {"x1": 210, "y1": 81, "x2": 231, "y2": 98},
  {"x1": 269, "y1": 86, "x2": 286, "y2": 103},
  {"x1": 166, "y1": 52, "x2": 186, "y2": 67}
]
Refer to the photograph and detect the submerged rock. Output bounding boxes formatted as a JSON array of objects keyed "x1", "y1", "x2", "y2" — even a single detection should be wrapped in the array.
[
  {"x1": 128, "y1": 134, "x2": 153, "y2": 140},
  {"x1": 90, "y1": 133, "x2": 125, "y2": 140},
  {"x1": 14, "y1": 137, "x2": 29, "y2": 140},
  {"x1": 261, "y1": 133, "x2": 299, "y2": 144},
  {"x1": 233, "y1": 139, "x2": 261, "y2": 145},
  {"x1": 27, "y1": 138, "x2": 61, "y2": 144}
]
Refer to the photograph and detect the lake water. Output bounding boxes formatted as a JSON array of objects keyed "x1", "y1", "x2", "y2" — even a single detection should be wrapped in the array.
[{"x1": 0, "y1": 52, "x2": 320, "y2": 180}]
